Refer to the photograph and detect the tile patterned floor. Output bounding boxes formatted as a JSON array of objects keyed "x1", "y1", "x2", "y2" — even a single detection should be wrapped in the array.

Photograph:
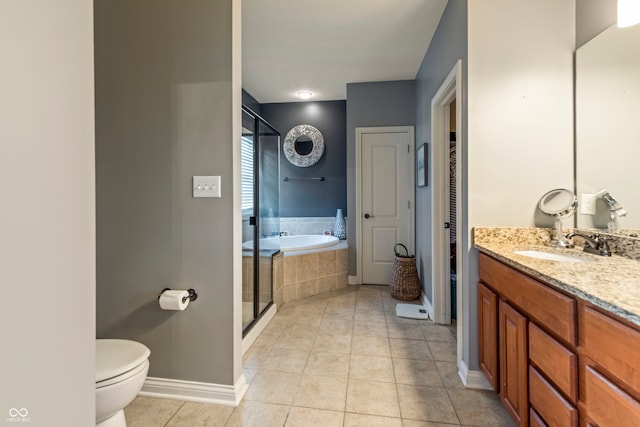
[{"x1": 125, "y1": 285, "x2": 514, "y2": 426}]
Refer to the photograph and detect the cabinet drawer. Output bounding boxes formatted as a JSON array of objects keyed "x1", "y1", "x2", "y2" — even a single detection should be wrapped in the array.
[
  {"x1": 529, "y1": 323, "x2": 577, "y2": 401},
  {"x1": 584, "y1": 365, "x2": 640, "y2": 426},
  {"x1": 479, "y1": 253, "x2": 576, "y2": 345},
  {"x1": 583, "y1": 307, "x2": 640, "y2": 392},
  {"x1": 530, "y1": 408, "x2": 547, "y2": 427},
  {"x1": 530, "y1": 366, "x2": 578, "y2": 427}
]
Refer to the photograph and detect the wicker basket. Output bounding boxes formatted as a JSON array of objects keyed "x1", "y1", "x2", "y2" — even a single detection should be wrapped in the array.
[{"x1": 389, "y1": 244, "x2": 421, "y2": 301}]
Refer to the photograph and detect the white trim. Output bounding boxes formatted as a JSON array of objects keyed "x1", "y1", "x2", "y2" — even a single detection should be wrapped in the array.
[
  {"x1": 457, "y1": 360, "x2": 493, "y2": 391},
  {"x1": 348, "y1": 275, "x2": 359, "y2": 285},
  {"x1": 431, "y1": 61, "x2": 462, "y2": 326},
  {"x1": 420, "y1": 292, "x2": 434, "y2": 320},
  {"x1": 141, "y1": 375, "x2": 249, "y2": 407},
  {"x1": 355, "y1": 126, "x2": 415, "y2": 285},
  {"x1": 242, "y1": 304, "x2": 277, "y2": 354}
]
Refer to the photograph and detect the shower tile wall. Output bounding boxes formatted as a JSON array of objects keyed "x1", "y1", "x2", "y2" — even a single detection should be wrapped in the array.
[
  {"x1": 242, "y1": 253, "x2": 279, "y2": 306},
  {"x1": 280, "y1": 217, "x2": 347, "y2": 236}
]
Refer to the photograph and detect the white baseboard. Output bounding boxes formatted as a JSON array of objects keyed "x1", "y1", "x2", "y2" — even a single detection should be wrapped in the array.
[
  {"x1": 457, "y1": 360, "x2": 493, "y2": 390},
  {"x1": 348, "y1": 275, "x2": 358, "y2": 285},
  {"x1": 242, "y1": 304, "x2": 277, "y2": 355},
  {"x1": 140, "y1": 375, "x2": 248, "y2": 407},
  {"x1": 420, "y1": 293, "x2": 434, "y2": 320}
]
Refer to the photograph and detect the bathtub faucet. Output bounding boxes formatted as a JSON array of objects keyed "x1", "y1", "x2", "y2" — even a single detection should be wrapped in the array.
[{"x1": 279, "y1": 231, "x2": 289, "y2": 237}]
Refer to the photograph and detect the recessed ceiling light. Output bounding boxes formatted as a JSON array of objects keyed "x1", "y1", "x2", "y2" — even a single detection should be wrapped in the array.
[{"x1": 297, "y1": 91, "x2": 313, "y2": 100}]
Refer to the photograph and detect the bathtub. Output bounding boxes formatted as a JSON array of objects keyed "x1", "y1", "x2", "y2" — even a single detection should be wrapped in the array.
[{"x1": 244, "y1": 234, "x2": 340, "y2": 253}]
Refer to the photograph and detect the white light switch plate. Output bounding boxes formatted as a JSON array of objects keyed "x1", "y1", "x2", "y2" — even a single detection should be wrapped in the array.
[
  {"x1": 193, "y1": 176, "x2": 221, "y2": 198},
  {"x1": 580, "y1": 193, "x2": 596, "y2": 215}
]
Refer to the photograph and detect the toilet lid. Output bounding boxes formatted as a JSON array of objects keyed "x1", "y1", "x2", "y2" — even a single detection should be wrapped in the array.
[{"x1": 96, "y1": 339, "x2": 150, "y2": 383}]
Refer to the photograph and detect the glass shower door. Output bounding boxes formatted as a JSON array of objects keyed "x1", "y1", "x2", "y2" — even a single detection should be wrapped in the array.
[{"x1": 241, "y1": 107, "x2": 280, "y2": 334}]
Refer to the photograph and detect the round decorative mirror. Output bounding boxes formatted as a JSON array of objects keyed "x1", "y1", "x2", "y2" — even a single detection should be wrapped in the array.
[
  {"x1": 283, "y1": 124, "x2": 324, "y2": 167},
  {"x1": 539, "y1": 188, "x2": 577, "y2": 248}
]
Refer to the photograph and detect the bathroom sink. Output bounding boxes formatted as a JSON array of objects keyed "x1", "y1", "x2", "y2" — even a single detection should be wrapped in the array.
[{"x1": 513, "y1": 250, "x2": 592, "y2": 263}]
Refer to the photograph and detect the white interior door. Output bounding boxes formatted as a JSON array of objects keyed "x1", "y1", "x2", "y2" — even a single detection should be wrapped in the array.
[{"x1": 357, "y1": 127, "x2": 414, "y2": 285}]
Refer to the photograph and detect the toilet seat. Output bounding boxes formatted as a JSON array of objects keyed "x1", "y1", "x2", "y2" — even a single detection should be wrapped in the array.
[{"x1": 96, "y1": 339, "x2": 150, "y2": 388}]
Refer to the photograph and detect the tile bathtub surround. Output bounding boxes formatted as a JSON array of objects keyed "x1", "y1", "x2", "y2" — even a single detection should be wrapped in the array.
[
  {"x1": 283, "y1": 246, "x2": 349, "y2": 303},
  {"x1": 474, "y1": 227, "x2": 640, "y2": 326},
  {"x1": 125, "y1": 285, "x2": 514, "y2": 427}
]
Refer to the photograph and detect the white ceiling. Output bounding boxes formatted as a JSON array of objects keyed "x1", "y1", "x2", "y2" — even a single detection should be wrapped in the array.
[{"x1": 242, "y1": 0, "x2": 448, "y2": 104}]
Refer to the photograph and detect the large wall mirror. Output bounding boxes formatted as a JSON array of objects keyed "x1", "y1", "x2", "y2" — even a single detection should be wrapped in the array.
[{"x1": 576, "y1": 23, "x2": 640, "y2": 234}]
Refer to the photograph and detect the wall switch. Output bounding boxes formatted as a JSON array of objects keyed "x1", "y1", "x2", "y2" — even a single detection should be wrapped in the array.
[
  {"x1": 580, "y1": 193, "x2": 596, "y2": 215},
  {"x1": 193, "y1": 176, "x2": 221, "y2": 198}
]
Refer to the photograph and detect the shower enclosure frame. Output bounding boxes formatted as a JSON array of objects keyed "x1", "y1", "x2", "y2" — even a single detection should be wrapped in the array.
[{"x1": 242, "y1": 105, "x2": 280, "y2": 336}]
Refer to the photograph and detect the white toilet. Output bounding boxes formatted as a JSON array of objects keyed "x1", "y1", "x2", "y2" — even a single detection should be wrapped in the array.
[{"x1": 96, "y1": 339, "x2": 150, "y2": 427}]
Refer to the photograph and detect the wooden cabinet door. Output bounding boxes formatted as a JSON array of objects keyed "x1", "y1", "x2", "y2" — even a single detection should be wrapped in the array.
[
  {"x1": 478, "y1": 282, "x2": 499, "y2": 391},
  {"x1": 500, "y1": 299, "x2": 529, "y2": 426}
]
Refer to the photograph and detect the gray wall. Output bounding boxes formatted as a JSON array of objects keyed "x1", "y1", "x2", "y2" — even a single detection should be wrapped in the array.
[
  {"x1": 346, "y1": 80, "x2": 416, "y2": 274},
  {"x1": 576, "y1": 0, "x2": 616, "y2": 47},
  {"x1": 415, "y1": 0, "x2": 467, "y2": 308},
  {"x1": 261, "y1": 101, "x2": 347, "y2": 217},
  {"x1": 95, "y1": 0, "x2": 238, "y2": 385},
  {"x1": 1, "y1": 1, "x2": 96, "y2": 425}
]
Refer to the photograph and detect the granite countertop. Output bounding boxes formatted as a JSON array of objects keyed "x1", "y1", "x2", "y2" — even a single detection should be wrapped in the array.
[{"x1": 474, "y1": 227, "x2": 640, "y2": 327}]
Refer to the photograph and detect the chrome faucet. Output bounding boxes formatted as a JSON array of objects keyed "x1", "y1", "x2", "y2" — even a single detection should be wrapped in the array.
[{"x1": 565, "y1": 232, "x2": 611, "y2": 256}]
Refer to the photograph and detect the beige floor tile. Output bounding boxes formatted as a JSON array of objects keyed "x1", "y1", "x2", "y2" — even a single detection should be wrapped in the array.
[
  {"x1": 346, "y1": 378, "x2": 400, "y2": 417},
  {"x1": 352, "y1": 335, "x2": 391, "y2": 357},
  {"x1": 285, "y1": 407, "x2": 344, "y2": 427},
  {"x1": 324, "y1": 305, "x2": 355, "y2": 320},
  {"x1": 272, "y1": 331, "x2": 316, "y2": 351},
  {"x1": 402, "y1": 420, "x2": 460, "y2": 427},
  {"x1": 165, "y1": 401, "x2": 233, "y2": 427},
  {"x1": 349, "y1": 354, "x2": 395, "y2": 382},
  {"x1": 353, "y1": 320, "x2": 388, "y2": 337},
  {"x1": 393, "y1": 358, "x2": 444, "y2": 387},
  {"x1": 344, "y1": 412, "x2": 403, "y2": 427},
  {"x1": 313, "y1": 333, "x2": 352, "y2": 354},
  {"x1": 243, "y1": 367, "x2": 258, "y2": 384},
  {"x1": 304, "y1": 351, "x2": 350, "y2": 378},
  {"x1": 397, "y1": 384, "x2": 459, "y2": 424},
  {"x1": 435, "y1": 361, "x2": 465, "y2": 390},
  {"x1": 319, "y1": 318, "x2": 354, "y2": 336},
  {"x1": 428, "y1": 341, "x2": 457, "y2": 362},
  {"x1": 354, "y1": 308, "x2": 387, "y2": 322},
  {"x1": 422, "y1": 325, "x2": 456, "y2": 342},
  {"x1": 261, "y1": 347, "x2": 310, "y2": 373},
  {"x1": 293, "y1": 374, "x2": 348, "y2": 411},
  {"x1": 244, "y1": 370, "x2": 301, "y2": 405},
  {"x1": 447, "y1": 388, "x2": 515, "y2": 427},
  {"x1": 390, "y1": 338, "x2": 433, "y2": 360},
  {"x1": 124, "y1": 396, "x2": 184, "y2": 427},
  {"x1": 387, "y1": 323, "x2": 426, "y2": 340},
  {"x1": 224, "y1": 401, "x2": 289, "y2": 427},
  {"x1": 243, "y1": 346, "x2": 269, "y2": 370}
]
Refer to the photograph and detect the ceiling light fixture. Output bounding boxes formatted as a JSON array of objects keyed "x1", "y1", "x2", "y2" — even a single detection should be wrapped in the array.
[
  {"x1": 618, "y1": 0, "x2": 640, "y2": 27},
  {"x1": 297, "y1": 91, "x2": 313, "y2": 100}
]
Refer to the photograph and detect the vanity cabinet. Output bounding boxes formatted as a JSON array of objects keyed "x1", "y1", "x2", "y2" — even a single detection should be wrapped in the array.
[
  {"x1": 479, "y1": 252, "x2": 640, "y2": 426},
  {"x1": 478, "y1": 252, "x2": 578, "y2": 427},
  {"x1": 579, "y1": 304, "x2": 640, "y2": 426}
]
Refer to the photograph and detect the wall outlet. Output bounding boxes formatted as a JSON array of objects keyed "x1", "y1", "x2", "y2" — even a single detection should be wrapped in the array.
[
  {"x1": 193, "y1": 176, "x2": 221, "y2": 198},
  {"x1": 580, "y1": 193, "x2": 596, "y2": 215}
]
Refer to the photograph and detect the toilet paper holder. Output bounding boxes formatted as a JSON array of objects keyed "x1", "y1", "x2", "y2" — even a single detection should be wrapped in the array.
[{"x1": 158, "y1": 288, "x2": 198, "y2": 304}]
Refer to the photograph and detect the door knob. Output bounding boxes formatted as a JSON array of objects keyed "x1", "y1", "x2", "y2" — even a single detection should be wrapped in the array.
[{"x1": 364, "y1": 213, "x2": 372, "y2": 219}]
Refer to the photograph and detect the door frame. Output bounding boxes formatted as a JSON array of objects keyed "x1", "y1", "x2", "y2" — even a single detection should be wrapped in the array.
[
  {"x1": 355, "y1": 126, "x2": 415, "y2": 285},
  {"x1": 431, "y1": 60, "x2": 463, "y2": 361}
]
